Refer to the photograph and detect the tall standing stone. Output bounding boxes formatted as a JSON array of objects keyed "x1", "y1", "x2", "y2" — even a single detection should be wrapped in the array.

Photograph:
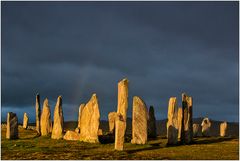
[
  {"x1": 75, "y1": 104, "x2": 85, "y2": 133},
  {"x1": 79, "y1": 94, "x2": 100, "y2": 143},
  {"x1": 6, "y1": 112, "x2": 18, "y2": 139},
  {"x1": 131, "y1": 96, "x2": 148, "y2": 144},
  {"x1": 148, "y1": 106, "x2": 157, "y2": 138},
  {"x1": 220, "y1": 121, "x2": 227, "y2": 137},
  {"x1": 35, "y1": 93, "x2": 41, "y2": 135},
  {"x1": 167, "y1": 97, "x2": 178, "y2": 145},
  {"x1": 51, "y1": 96, "x2": 64, "y2": 139},
  {"x1": 181, "y1": 93, "x2": 193, "y2": 144},
  {"x1": 23, "y1": 113, "x2": 29, "y2": 129},
  {"x1": 193, "y1": 123, "x2": 201, "y2": 137},
  {"x1": 108, "y1": 112, "x2": 117, "y2": 133},
  {"x1": 177, "y1": 107, "x2": 182, "y2": 139},
  {"x1": 115, "y1": 78, "x2": 128, "y2": 151},
  {"x1": 40, "y1": 98, "x2": 51, "y2": 136},
  {"x1": 201, "y1": 118, "x2": 211, "y2": 137}
]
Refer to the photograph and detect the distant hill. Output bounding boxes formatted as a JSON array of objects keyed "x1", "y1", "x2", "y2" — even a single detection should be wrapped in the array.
[{"x1": 60, "y1": 117, "x2": 238, "y2": 137}]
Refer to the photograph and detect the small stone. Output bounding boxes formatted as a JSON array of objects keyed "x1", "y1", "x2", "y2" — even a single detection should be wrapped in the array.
[
  {"x1": 220, "y1": 121, "x2": 227, "y2": 137},
  {"x1": 6, "y1": 112, "x2": 18, "y2": 139},
  {"x1": 193, "y1": 124, "x2": 201, "y2": 137},
  {"x1": 23, "y1": 113, "x2": 28, "y2": 129},
  {"x1": 201, "y1": 118, "x2": 211, "y2": 137},
  {"x1": 63, "y1": 131, "x2": 80, "y2": 140}
]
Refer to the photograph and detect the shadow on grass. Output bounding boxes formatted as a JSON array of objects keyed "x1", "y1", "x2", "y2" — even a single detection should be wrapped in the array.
[
  {"x1": 126, "y1": 143, "x2": 161, "y2": 154},
  {"x1": 193, "y1": 137, "x2": 235, "y2": 145}
]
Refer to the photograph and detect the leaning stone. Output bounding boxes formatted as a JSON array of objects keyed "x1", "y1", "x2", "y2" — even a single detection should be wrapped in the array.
[
  {"x1": 177, "y1": 107, "x2": 182, "y2": 139},
  {"x1": 63, "y1": 131, "x2": 80, "y2": 140},
  {"x1": 148, "y1": 106, "x2": 157, "y2": 138},
  {"x1": 51, "y1": 96, "x2": 64, "y2": 139},
  {"x1": 220, "y1": 121, "x2": 227, "y2": 137},
  {"x1": 201, "y1": 118, "x2": 211, "y2": 137},
  {"x1": 131, "y1": 96, "x2": 148, "y2": 144},
  {"x1": 79, "y1": 94, "x2": 100, "y2": 143},
  {"x1": 6, "y1": 112, "x2": 18, "y2": 139},
  {"x1": 23, "y1": 113, "x2": 29, "y2": 129},
  {"x1": 181, "y1": 93, "x2": 193, "y2": 144},
  {"x1": 108, "y1": 112, "x2": 117, "y2": 133},
  {"x1": 115, "y1": 78, "x2": 128, "y2": 151},
  {"x1": 40, "y1": 98, "x2": 52, "y2": 136},
  {"x1": 167, "y1": 97, "x2": 178, "y2": 145},
  {"x1": 35, "y1": 93, "x2": 41, "y2": 135},
  {"x1": 193, "y1": 124, "x2": 201, "y2": 137}
]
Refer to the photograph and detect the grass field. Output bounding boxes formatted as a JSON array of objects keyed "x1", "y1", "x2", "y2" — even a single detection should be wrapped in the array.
[{"x1": 1, "y1": 126, "x2": 239, "y2": 160}]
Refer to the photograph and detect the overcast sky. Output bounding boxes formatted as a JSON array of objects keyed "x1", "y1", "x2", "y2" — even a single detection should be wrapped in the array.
[{"x1": 1, "y1": 1, "x2": 239, "y2": 123}]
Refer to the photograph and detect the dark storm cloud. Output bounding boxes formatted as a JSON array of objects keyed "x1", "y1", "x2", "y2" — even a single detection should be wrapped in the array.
[{"x1": 1, "y1": 1, "x2": 238, "y2": 122}]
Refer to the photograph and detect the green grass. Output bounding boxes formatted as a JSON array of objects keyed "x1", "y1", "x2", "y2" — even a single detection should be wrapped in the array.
[{"x1": 1, "y1": 127, "x2": 239, "y2": 160}]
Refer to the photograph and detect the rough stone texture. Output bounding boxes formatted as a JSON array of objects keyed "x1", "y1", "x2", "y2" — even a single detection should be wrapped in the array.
[
  {"x1": 177, "y1": 107, "x2": 182, "y2": 139},
  {"x1": 201, "y1": 118, "x2": 211, "y2": 137},
  {"x1": 35, "y1": 93, "x2": 41, "y2": 135},
  {"x1": 51, "y1": 96, "x2": 64, "y2": 139},
  {"x1": 108, "y1": 112, "x2": 117, "y2": 133},
  {"x1": 98, "y1": 129, "x2": 103, "y2": 136},
  {"x1": 115, "y1": 78, "x2": 128, "y2": 151},
  {"x1": 131, "y1": 96, "x2": 148, "y2": 144},
  {"x1": 77, "y1": 104, "x2": 85, "y2": 129},
  {"x1": 193, "y1": 124, "x2": 201, "y2": 137},
  {"x1": 167, "y1": 97, "x2": 178, "y2": 145},
  {"x1": 220, "y1": 121, "x2": 227, "y2": 137},
  {"x1": 148, "y1": 106, "x2": 157, "y2": 138},
  {"x1": 79, "y1": 94, "x2": 100, "y2": 143},
  {"x1": 181, "y1": 93, "x2": 193, "y2": 144},
  {"x1": 40, "y1": 98, "x2": 52, "y2": 136},
  {"x1": 63, "y1": 131, "x2": 80, "y2": 140},
  {"x1": 6, "y1": 112, "x2": 18, "y2": 139},
  {"x1": 23, "y1": 113, "x2": 28, "y2": 129}
]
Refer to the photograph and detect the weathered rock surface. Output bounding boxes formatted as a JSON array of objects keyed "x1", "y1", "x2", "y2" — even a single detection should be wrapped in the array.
[
  {"x1": 201, "y1": 118, "x2": 211, "y2": 137},
  {"x1": 79, "y1": 94, "x2": 100, "y2": 143},
  {"x1": 108, "y1": 112, "x2": 117, "y2": 133},
  {"x1": 115, "y1": 78, "x2": 128, "y2": 151},
  {"x1": 220, "y1": 121, "x2": 227, "y2": 137},
  {"x1": 6, "y1": 112, "x2": 18, "y2": 139},
  {"x1": 193, "y1": 123, "x2": 201, "y2": 137},
  {"x1": 51, "y1": 96, "x2": 64, "y2": 139},
  {"x1": 35, "y1": 93, "x2": 41, "y2": 135},
  {"x1": 23, "y1": 113, "x2": 28, "y2": 129},
  {"x1": 181, "y1": 93, "x2": 193, "y2": 144},
  {"x1": 167, "y1": 97, "x2": 178, "y2": 145},
  {"x1": 40, "y1": 98, "x2": 51, "y2": 136},
  {"x1": 63, "y1": 131, "x2": 80, "y2": 140},
  {"x1": 177, "y1": 107, "x2": 182, "y2": 139},
  {"x1": 77, "y1": 104, "x2": 85, "y2": 129},
  {"x1": 148, "y1": 106, "x2": 157, "y2": 138},
  {"x1": 131, "y1": 96, "x2": 148, "y2": 144}
]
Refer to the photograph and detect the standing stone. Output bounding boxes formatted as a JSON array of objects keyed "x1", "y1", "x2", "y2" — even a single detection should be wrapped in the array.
[
  {"x1": 167, "y1": 97, "x2": 178, "y2": 145},
  {"x1": 181, "y1": 93, "x2": 193, "y2": 144},
  {"x1": 148, "y1": 106, "x2": 157, "y2": 138},
  {"x1": 40, "y1": 98, "x2": 51, "y2": 136},
  {"x1": 79, "y1": 94, "x2": 100, "y2": 143},
  {"x1": 75, "y1": 104, "x2": 85, "y2": 133},
  {"x1": 193, "y1": 123, "x2": 201, "y2": 137},
  {"x1": 201, "y1": 118, "x2": 211, "y2": 137},
  {"x1": 177, "y1": 107, "x2": 183, "y2": 139},
  {"x1": 23, "y1": 113, "x2": 29, "y2": 129},
  {"x1": 51, "y1": 96, "x2": 64, "y2": 139},
  {"x1": 108, "y1": 112, "x2": 117, "y2": 133},
  {"x1": 35, "y1": 93, "x2": 41, "y2": 135},
  {"x1": 115, "y1": 78, "x2": 128, "y2": 151},
  {"x1": 131, "y1": 96, "x2": 148, "y2": 144},
  {"x1": 6, "y1": 112, "x2": 18, "y2": 139},
  {"x1": 220, "y1": 121, "x2": 227, "y2": 137}
]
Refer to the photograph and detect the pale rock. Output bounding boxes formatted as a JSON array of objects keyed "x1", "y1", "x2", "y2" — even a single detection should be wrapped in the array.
[
  {"x1": 98, "y1": 129, "x2": 103, "y2": 136},
  {"x1": 63, "y1": 131, "x2": 80, "y2": 140},
  {"x1": 115, "y1": 78, "x2": 128, "y2": 151},
  {"x1": 40, "y1": 98, "x2": 52, "y2": 136},
  {"x1": 193, "y1": 123, "x2": 201, "y2": 137},
  {"x1": 77, "y1": 104, "x2": 85, "y2": 129},
  {"x1": 79, "y1": 94, "x2": 100, "y2": 143},
  {"x1": 167, "y1": 97, "x2": 178, "y2": 145},
  {"x1": 23, "y1": 113, "x2": 29, "y2": 129},
  {"x1": 177, "y1": 107, "x2": 183, "y2": 139},
  {"x1": 6, "y1": 112, "x2": 18, "y2": 139},
  {"x1": 131, "y1": 96, "x2": 148, "y2": 144},
  {"x1": 51, "y1": 96, "x2": 64, "y2": 139},
  {"x1": 220, "y1": 121, "x2": 227, "y2": 137},
  {"x1": 108, "y1": 112, "x2": 117, "y2": 133},
  {"x1": 201, "y1": 118, "x2": 211, "y2": 137}
]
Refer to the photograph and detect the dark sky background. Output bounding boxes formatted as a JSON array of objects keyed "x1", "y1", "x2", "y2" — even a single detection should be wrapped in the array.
[{"x1": 1, "y1": 1, "x2": 239, "y2": 123}]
